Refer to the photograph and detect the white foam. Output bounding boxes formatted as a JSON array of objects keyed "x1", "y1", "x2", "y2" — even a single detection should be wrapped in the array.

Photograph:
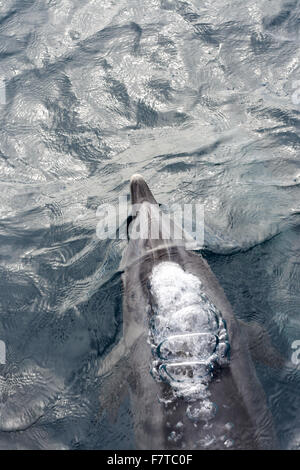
[
  {"x1": 149, "y1": 261, "x2": 229, "y2": 422},
  {"x1": 150, "y1": 262, "x2": 203, "y2": 315}
]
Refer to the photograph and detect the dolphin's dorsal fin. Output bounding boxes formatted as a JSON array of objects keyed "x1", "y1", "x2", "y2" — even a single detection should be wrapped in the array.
[{"x1": 239, "y1": 320, "x2": 286, "y2": 369}]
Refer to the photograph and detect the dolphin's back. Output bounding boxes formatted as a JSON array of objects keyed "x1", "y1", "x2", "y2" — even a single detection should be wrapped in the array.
[{"x1": 121, "y1": 244, "x2": 277, "y2": 449}]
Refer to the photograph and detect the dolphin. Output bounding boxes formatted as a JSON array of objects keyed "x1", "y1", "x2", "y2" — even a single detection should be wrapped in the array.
[{"x1": 99, "y1": 174, "x2": 285, "y2": 450}]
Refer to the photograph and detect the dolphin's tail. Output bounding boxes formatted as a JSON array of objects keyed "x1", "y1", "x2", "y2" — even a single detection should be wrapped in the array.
[{"x1": 130, "y1": 174, "x2": 158, "y2": 206}]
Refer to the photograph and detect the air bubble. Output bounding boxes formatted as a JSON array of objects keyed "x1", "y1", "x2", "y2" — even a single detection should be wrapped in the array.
[
  {"x1": 149, "y1": 261, "x2": 230, "y2": 405},
  {"x1": 224, "y1": 439, "x2": 234, "y2": 448},
  {"x1": 157, "y1": 333, "x2": 217, "y2": 361},
  {"x1": 159, "y1": 361, "x2": 212, "y2": 382},
  {"x1": 186, "y1": 400, "x2": 217, "y2": 423}
]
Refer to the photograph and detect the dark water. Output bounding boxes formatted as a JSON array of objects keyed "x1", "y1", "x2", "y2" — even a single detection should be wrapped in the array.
[{"x1": 0, "y1": 0, "x2": 299, "y2": 449}]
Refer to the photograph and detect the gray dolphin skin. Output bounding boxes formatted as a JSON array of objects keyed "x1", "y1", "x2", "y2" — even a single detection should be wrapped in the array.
[{"x1": 100, "y1": 174, "x2": 283, "y2": 450}]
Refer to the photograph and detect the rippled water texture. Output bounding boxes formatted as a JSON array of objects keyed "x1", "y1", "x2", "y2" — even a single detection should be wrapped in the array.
[{"x1": 0, "y1": 0, "x2": 299, "y2": 449}]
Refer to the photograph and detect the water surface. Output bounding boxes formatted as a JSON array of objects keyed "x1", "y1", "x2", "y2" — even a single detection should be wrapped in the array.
[{"x1": 0, "y1": 0, "x2": 299, "y2": 449}]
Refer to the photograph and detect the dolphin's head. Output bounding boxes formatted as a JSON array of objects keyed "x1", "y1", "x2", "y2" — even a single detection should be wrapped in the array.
[
  {"x1": 130, "y1": 174, "x2": 158, "y2": 206},
  {"x1": 127, "y1": 174, "x2": 159, "y2": 246},
  {"x1": 119, "y1": 174, "x2": 195, "y2": 270},
  {"x1": 122, "y1": 173, "x2": 169, "y2": 265}
]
